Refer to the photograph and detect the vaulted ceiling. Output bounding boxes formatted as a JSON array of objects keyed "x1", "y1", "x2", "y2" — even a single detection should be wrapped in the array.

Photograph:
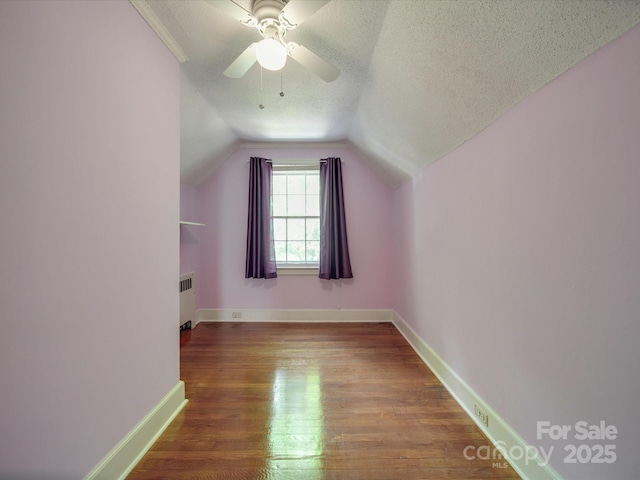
[{"x1": 136, "y1": 0, "x2": 640, "y2": 188}]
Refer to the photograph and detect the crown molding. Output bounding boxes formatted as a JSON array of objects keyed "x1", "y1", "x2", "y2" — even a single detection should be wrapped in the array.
[{"x1": 129, "y1": 0, "x2": 188, "y2": 63}]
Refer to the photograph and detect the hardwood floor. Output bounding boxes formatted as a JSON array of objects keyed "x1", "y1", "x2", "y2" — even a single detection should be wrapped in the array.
[{"x1": 128, "y1": 322, "x2": 520, "y2": 479}]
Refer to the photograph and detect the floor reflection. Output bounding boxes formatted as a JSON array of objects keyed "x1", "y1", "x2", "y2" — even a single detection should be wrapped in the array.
[{"x1": 267, "y1": 365, "x2": 324, "y2": 478}]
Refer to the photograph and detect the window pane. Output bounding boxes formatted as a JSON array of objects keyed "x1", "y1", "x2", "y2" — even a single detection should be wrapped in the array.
[
  {"x1": 287, "y1": 241, "x2": 305, "y2": 262},
  {"x1": 307, "y1": 241, "x2": 320, "y2": 262},
  {"x1": 274, "y1": 241, "x2": 287, "y2": 262},
  {"x1": 273, "y1": 218, "x2": 286, "y2": 241},
  {"x1": 287, "y1": 174, "x2": 305, "y2": 195},
  {"x1": 270, "y1": 168, "x2": 322, "y2": 266},
  {"x1": 288, "y1": 218, "x2": 305, "y2": 240},
  {"x1": 273, "y1": 194, "x2": 287, "y2": 216},
  {"x1": 273, "y1": 174, "x2": 287, "y2": 195},
  {"x1": 306, "y1": 194, "x2": 319, "y2": 216},
  {"x1": 306, "y1": 174, "x2": 319, "y2": 195},
  {"x1": 306, "y1": 218, "x2": 320, "y2": 240},
  {"x1": 288, "y1": 194, "x2": 305, "y2": 216}
]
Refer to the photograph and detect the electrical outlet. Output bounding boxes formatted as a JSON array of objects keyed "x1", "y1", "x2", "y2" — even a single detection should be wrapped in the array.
[
  {"x1": 232, "y1": 311, "x2": 242, "y2": 319},
  {"x1": 474, "y1": 403, "x2": 489, "y2": 428}
]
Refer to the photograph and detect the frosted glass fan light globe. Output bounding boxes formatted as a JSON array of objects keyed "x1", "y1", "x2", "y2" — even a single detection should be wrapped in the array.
[{"x1": 256, "y1": 38, "x2": 287, "y2": 71}]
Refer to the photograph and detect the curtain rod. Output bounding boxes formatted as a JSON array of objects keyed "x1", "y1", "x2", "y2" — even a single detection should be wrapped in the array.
[
  {"x1": 246, "y1": 158, "x2": 344, "y2": 164},
  {"x1": 267, "y1": 160, "x2": 326, "y2": 165}
]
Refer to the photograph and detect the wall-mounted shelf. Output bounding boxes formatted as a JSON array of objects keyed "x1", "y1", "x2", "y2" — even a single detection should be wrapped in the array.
[{"x1": 180, "y1": 220, "x2": 205, "y2": 226}]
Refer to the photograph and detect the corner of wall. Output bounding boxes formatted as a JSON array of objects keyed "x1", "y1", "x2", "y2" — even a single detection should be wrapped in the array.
[{"x1": 84, "y1": 381, "x2": 187, "y2": 480}]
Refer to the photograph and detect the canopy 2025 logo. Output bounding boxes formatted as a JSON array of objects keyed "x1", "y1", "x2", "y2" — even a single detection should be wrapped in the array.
[{"x1": 537, "y1": 420, "x2": 617, "y2": 464}]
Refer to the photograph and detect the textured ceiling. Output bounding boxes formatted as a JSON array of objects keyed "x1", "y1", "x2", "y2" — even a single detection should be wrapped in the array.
[{"x1": 140, "y1": 0, "x2": 640, "y2": 187}]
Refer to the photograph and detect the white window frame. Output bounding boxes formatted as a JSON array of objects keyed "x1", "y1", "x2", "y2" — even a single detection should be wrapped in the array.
[{"x1": 271, "y1": 163, "x2": 320, "y2": 273}]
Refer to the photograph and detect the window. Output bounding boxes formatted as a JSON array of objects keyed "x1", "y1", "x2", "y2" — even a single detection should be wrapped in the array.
[{"x1": 272, "y1": 166, "x2": 320, "y2": 267}]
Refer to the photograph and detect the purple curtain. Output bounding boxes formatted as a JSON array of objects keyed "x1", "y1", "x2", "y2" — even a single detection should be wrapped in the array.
[
  {"x1": 245, "y1": 157, "x2": 277, "y2": 279},
  {"x1": 319, "y1": 157, "x2": 353, "y2": 279}
]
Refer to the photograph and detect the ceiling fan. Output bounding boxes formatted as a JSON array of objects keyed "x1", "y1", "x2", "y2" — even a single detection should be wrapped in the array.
[{"x1": 206, "y1": 0, "x2": 340, "y2": 82}]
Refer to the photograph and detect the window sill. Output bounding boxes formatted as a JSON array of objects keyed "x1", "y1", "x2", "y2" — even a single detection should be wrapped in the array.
[{"x1": 277, "y1": 266, "x2": 319, "y2": 276}]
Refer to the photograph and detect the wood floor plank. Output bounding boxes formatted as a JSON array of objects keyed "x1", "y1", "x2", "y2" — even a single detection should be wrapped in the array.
[{"x1": 128, "y1": 322, "x2": 520, "y2": 479}]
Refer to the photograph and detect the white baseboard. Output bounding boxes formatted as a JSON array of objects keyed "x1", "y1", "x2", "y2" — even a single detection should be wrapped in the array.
[
  {"x1": 196, "y1": 308, "x2": 394, "y2": 324},
  {"x1": 392, "y1": 312, "x2": 562, "y2": 480},
  {"x1": 84, "y1": 381, "x2": 188, "y2": 480}
]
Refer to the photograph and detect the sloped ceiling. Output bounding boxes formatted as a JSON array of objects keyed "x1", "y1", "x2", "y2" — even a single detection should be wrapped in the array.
[{"x1": 138, "y1": 0, "x2": 640, "y2": 188}]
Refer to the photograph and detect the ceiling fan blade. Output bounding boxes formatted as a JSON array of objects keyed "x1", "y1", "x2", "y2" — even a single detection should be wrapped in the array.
[
  {"x1": 224, "y1": 44, "x2": 257, "y2": 78},
  {"x1": 280, "y1": 0, "x2": 330, "y2": 27},
  {"x1": 287, "y1": 43, "x2": 339, "y2": 83},
  {"x1": 205, "y1": 0, "x2": 255, "y2": 25}
]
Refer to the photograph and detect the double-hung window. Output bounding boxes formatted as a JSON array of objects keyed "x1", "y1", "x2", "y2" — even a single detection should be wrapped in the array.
[{"x1": 272, "y1": 165, "x2": 320, "y2": 269}]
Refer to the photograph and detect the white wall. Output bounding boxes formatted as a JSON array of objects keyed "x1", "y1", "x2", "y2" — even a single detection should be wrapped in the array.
[
  {"x1": 391, "y1": 24, "x2": 640, "y2": 479},
  {"x1": 0, "y1": 1, "x2": 180, "y2": 477}
]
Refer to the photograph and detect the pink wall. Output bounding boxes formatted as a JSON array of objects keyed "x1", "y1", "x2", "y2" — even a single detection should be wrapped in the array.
[
  {"x1": 0, "y1": 1, "x2": 180, "y2": 477},
  {"x1": 180, "y1": 184, "x2": 203, "y2": 306},
  {"x1": 198, "y1": 147, "x2": 393, "y2": 309},
  {"x1": 391, "y1": 24, "x2": 640, "y2": 479}
]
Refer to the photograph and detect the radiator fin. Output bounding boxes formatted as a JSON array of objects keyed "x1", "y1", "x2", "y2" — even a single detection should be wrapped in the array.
[{"x1": 179, "y1": 277, "x2": 192, "y2": 293}]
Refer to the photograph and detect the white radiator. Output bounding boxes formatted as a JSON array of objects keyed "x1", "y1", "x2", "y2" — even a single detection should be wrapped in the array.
[{"x1": 179, "y1": 272, "x2": 196, "y2": 329}]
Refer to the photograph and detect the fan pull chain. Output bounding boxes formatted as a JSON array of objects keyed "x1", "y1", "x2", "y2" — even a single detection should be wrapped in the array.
[
  {"x1": 280, "y1": 71, "x2": 285, "y2": 97},
  {"x1": 259, "y1": 67, "x2": 265, "y2": 109}
]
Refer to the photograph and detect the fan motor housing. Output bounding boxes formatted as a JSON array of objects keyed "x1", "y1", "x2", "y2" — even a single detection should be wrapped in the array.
[{"x1": 252, "y1": 0, "x2": 286, "y2": 22}]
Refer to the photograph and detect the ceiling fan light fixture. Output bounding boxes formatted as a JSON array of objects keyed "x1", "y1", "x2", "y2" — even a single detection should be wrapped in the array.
[{"x1": 255, "y1": 38, "x2": 287, "y2": 71}]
